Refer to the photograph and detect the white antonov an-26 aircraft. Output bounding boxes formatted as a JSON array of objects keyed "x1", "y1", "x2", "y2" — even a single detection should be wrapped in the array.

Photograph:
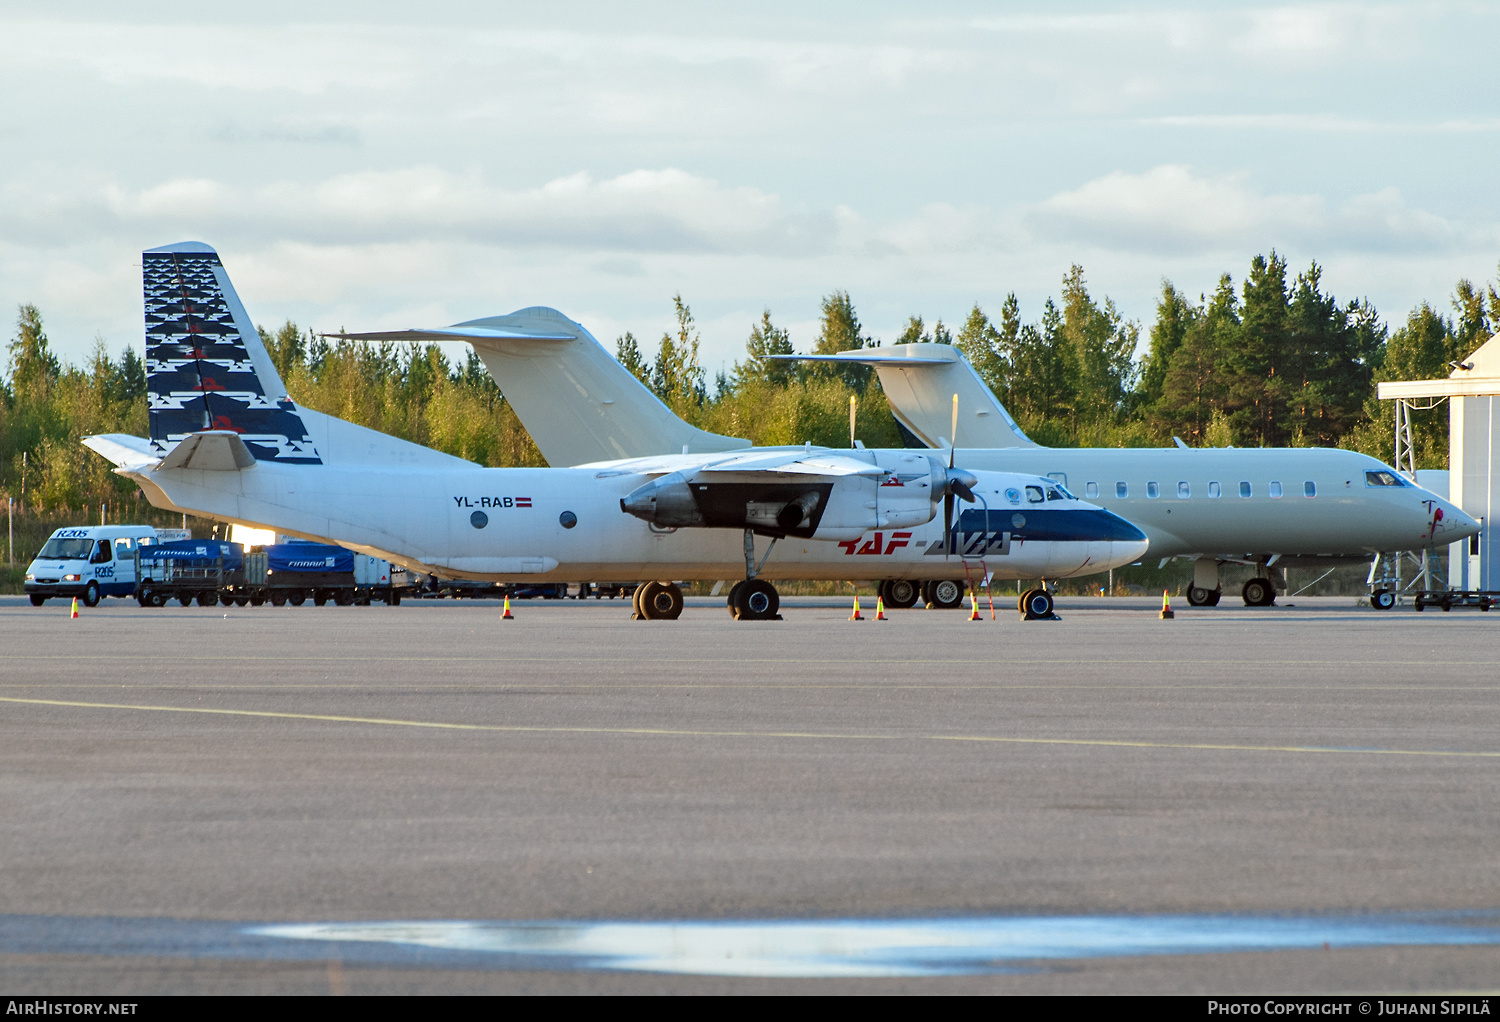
[
  {"x1": 338, "y1": 309, "x2": 1477, "y2": 610},
  {"x1": 83, "y1": 243, "x2": 1149, "y2": 621}
]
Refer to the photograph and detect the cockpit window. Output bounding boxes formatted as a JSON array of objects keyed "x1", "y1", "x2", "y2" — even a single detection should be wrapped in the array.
[
  {"x1": 1045, "y1": 486, "x2": 1069, "y2": 501},
  {"x1": 1365, "y1": 470, "x2": 1408, "y2": 487},
  {"x1": 1025, "y1": 485, "x2": 1045, "y2": 503}
]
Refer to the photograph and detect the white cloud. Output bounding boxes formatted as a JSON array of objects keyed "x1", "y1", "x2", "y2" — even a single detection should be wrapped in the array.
[{"x1": 1026, "y1": 164, "x2": 1491, "y2": 256}]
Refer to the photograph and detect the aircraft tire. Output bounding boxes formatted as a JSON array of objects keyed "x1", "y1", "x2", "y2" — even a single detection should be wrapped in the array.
[
  {"x1": 1370, "y1": 589, "x2": 1397, "y2": 611},
  {"x1": 1207, "y1": 588, "x2": 1222, "y2": 606},
  {"x1": 1021, "y1": 589, "x2": 1055, "y2": 620},
  {"x1": 726, "y1": 580, "x2": 746, "y2": 616},
  {"x1": 928, "y1": 579, "x2": 965, "y2": 610},
  {"x1": 884, "y1": 579, "x2": 920, "y2": 609},
  {"x1": 30, "y1": 594, "x2": 46, "y2": 607},
  {"x1": 1186, "y1": 585, "x2": 1215, "y2": 607},
  {"x1": 83, "y1": 581, "x2": 101, "y2": 608},
  {"x1": 732, "y1": 578, "x2": 779, "y2": 621},
  {"x1": 1242, "y1": 578, "x2": 1275, "y2": 607},
  {"x1": 638, "y1": 581, "x2": 683, "y2": 620}
]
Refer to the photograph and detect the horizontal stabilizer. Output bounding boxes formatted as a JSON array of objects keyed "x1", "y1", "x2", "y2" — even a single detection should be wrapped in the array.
[
  {"x1": 82, "y1": 433, "x2": 160, "y2": 470},
  {"x1": 327, "y1": 326, "x2": 576, "y2": 343},
  {"x1": 765, "y1": 352, "x2": 955, "y2": 366},
  {"x1": 156, "y1": 430, "x2": 258, "y2": 471}
]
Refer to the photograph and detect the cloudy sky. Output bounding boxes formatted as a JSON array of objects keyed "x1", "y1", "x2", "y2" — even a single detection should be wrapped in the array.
[{"x1": 2, "y1": 1, "x2": 1497, "y2": 373}]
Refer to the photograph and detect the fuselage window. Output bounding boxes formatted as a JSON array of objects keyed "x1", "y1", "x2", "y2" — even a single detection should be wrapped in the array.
[
  {"x1": 1239, "y1": 481, "x2": 1251, "y2": 498},
  {"x1": 1146, "y1": 482, "x2": 1160, "y2": 499},
  {"x1": 1208, "y1": 481, "x2": 1221, "y2": 498},
  {"x1": 1269, "y1": 481, "x2": 1283, "y2": 498},
  {"x1": 1177, "y1": 481, "x2": 1190, "y2": 499},
  {"x1": 1047, "y1": 472, "x2": 1067, "y2": 488},
  {"x1": 1365, "y1": 470, "x2": 1407, "y2": 487},
  {"x1": 1085, "y1": 482, "x2": 1099, "y2": 498},
  {"x1": 1303, "y1": 480, "x2": 1316, "y2": 497},
  {"x1": 1025, "y1": 485, "x2": 1044, "y2": 503},
  {"x1": 1116, "y1": 481, "x2": 1128, "y2": 498}
]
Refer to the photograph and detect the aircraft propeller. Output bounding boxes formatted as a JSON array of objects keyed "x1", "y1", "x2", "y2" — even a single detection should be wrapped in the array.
[{"x1": 941, "y1": 393, "x2": 978, "y2": 554}]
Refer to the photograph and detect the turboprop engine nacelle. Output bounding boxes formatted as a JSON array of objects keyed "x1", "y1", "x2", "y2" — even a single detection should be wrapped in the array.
[{"x1": 619, "y1": 452, "x2": 950, "y2": 542}]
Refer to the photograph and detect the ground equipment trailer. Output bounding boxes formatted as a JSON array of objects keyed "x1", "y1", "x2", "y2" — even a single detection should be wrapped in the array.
[
  {"x1": 135, "y1": 540, "x2": 245, "y2": 607},
  {"x1": 244, "y1": 542, "x2": 403, "y2": 606}
]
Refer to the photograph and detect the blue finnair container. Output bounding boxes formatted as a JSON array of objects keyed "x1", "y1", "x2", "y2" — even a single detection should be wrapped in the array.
[
  {"x1": 266, "y1": 542, "x2": 355, "y2": 574},
  {"x1": 147, "y1": 539, "x2": 245, "y2": 571}
]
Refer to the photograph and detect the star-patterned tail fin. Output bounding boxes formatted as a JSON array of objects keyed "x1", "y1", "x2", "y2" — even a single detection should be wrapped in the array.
[{"x1": 143, "y1": 242, "x2": 321, "y2": 465}]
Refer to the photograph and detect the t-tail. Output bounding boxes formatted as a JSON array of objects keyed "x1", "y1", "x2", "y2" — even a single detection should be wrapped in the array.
[
  {"x1": 331, "y1": 309, "x2": 752, "y2": 466},
  {"x1": 767, "y1": 343, "x2": 1039, "y2": 449}
]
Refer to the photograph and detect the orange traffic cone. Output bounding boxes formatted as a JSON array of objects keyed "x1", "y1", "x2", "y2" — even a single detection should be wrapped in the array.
[
  {"x1": 70, "y1": 597, "x2": 79, "y2": 619},
  {"x1": 874, "y1": 596, "x2": 887, "y2": 621},
  {"x1": 1159, "y1": 589, "x2": 1175, "y2": 620},
  {"x1": 849, "y1": 595, "x2": 864, "y2": 621},
  {"x1": 501, "y1": 595, "x2": 514, "y2": 620},
  {"x1": 969, "y1": 591, "x2": 981, "y2": 621}
]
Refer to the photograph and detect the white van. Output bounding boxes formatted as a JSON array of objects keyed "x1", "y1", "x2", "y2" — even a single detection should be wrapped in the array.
[{"x1": 24, "y1": 525, "x2": 167, "y2": 607}]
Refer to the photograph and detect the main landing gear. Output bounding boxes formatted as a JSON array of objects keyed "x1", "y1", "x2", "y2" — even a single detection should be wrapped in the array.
[
  {"x1": 1186, "y1": 585, "x2": 1222, "y2": 607},
  {"x1": 921, "y1": 579, "x2": 966, "y2": 610},
  {"x1": 728, "y1": 529, "x2": 782, "y2": 621},
  {"x1": 878, "y1": 579, "x2": 920, "y2": 609},
  {"x1": 632, "y1": 580, "x2": 684, "y2": 620},
  {"x1": 1241, "y1": 577, "x2": 1277, "y2": 607}
]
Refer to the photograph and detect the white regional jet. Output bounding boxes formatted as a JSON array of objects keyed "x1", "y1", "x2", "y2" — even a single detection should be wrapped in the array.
[
  {"x1": 82, "y1": 243, "x2": 1149, "y2": 621},
  {"x1": 338, "y1": 311, "x2": 1478, "y2": 610}
]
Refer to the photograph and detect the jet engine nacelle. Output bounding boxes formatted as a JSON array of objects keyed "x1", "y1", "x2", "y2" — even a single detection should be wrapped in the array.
[{"x1": 619, "y1": 453, "x2": 947, "y2": 541}]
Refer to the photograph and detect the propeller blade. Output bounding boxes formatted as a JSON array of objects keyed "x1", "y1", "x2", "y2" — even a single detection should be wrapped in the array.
[
  {"x1": 849, "y1": 395, "x2": 856, "y2": 449},
  {"x1": 949, "y1": 394, "x2": 959, "y2": 470},
  {"x1": 944, "y1": 490, "x2": 954, "y2": 556}
]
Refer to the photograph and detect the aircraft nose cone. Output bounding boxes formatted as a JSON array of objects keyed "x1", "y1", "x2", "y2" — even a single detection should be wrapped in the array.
[{"x1": 1437, "y1": 500, "x2": 1480, "y2": 540}]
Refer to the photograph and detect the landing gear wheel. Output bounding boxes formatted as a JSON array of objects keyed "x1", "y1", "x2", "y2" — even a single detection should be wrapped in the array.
[
  {"x1": 29, "y1": 594, "x2": 46, "y2": 607},
  {"x1": 1186, "y1": 585, "x2": 1216, "y2": 607},
  {"x1": 83, "y1": 581, "x2": 100, "y2": 608},
  {"x1": 1242, "y1": 578, "x2": 1276, "y2": 607},
  {"x1": 1207, "y1": 588, "x2": 1222, "y2": 606},
  {"x1": 1370, "y1": 588, "x2": 1397, "y2": 611},
  {"x1": 636, "y1": 581, "x2": 683, "y2": 620},
  {"x1": 883, "y1": 578, "x2": 920, "y2": 609},
  {"x1": 926, "y1": 579, "x2": 965, "y2": 610},
  {"x1": 731, "y1": 578, "x2": 780, "y2": 621},
  {"x1": 725, "y1": 580, "x2": 746, "y2": 616},
  {"x1": 1020, "y1": 588, "x2": 1055, "y2": 620}
]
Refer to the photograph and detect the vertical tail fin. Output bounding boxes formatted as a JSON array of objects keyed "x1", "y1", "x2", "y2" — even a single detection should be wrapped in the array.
[
  {"x1": 768, "y1": 343, "x2": 1039, "y2": 449},
  {"x1": 144, "y1": 242, "x2": 321, "y2": 464},
  {"x1": 331, "y1": 307, "x2": 751, "y2": 466}
]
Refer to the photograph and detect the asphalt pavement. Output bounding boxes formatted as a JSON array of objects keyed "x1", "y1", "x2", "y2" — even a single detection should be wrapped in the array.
[{"x1": 2, "y1": 592, "x2": 1498, "y2": 993}]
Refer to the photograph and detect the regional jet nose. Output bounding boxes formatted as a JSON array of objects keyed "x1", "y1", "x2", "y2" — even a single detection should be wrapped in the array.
[{"x1": 1432, "y1": 499, "x2": 1480, "y2": 543}]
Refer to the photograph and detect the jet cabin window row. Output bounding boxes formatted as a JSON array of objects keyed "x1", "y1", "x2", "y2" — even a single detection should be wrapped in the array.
[{"x1": 1077, "y1": 470, "x2": 1409, "y2": 501}]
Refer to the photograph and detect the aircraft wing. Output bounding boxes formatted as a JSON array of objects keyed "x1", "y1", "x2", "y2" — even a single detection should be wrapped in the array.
[{"x1": 697, "y1": 452, "x2": 887, "y2": 477}]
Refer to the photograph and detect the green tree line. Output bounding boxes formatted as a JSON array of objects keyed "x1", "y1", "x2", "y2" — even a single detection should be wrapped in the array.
[{"x1": 4, "y1": 251, "x2": 1497, "y2": 532}]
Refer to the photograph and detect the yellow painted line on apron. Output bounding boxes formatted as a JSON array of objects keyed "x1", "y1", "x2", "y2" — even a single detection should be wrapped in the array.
[{"x1": 3, "y1": 696, "x2": 1499, "y2": 759}]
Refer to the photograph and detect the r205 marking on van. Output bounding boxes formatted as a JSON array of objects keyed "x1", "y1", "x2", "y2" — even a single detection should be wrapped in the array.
[
  {"x1": 95, "y1": 564, "x2": 116, "y2": 578},
  {"x1": 55, "y1": 528, "x2": 91, "y2": 539}
]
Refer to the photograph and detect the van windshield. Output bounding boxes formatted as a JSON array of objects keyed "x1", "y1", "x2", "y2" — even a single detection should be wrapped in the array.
[{"x1": 36, "y1": 538, "x2": 94, "y2": 560}]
